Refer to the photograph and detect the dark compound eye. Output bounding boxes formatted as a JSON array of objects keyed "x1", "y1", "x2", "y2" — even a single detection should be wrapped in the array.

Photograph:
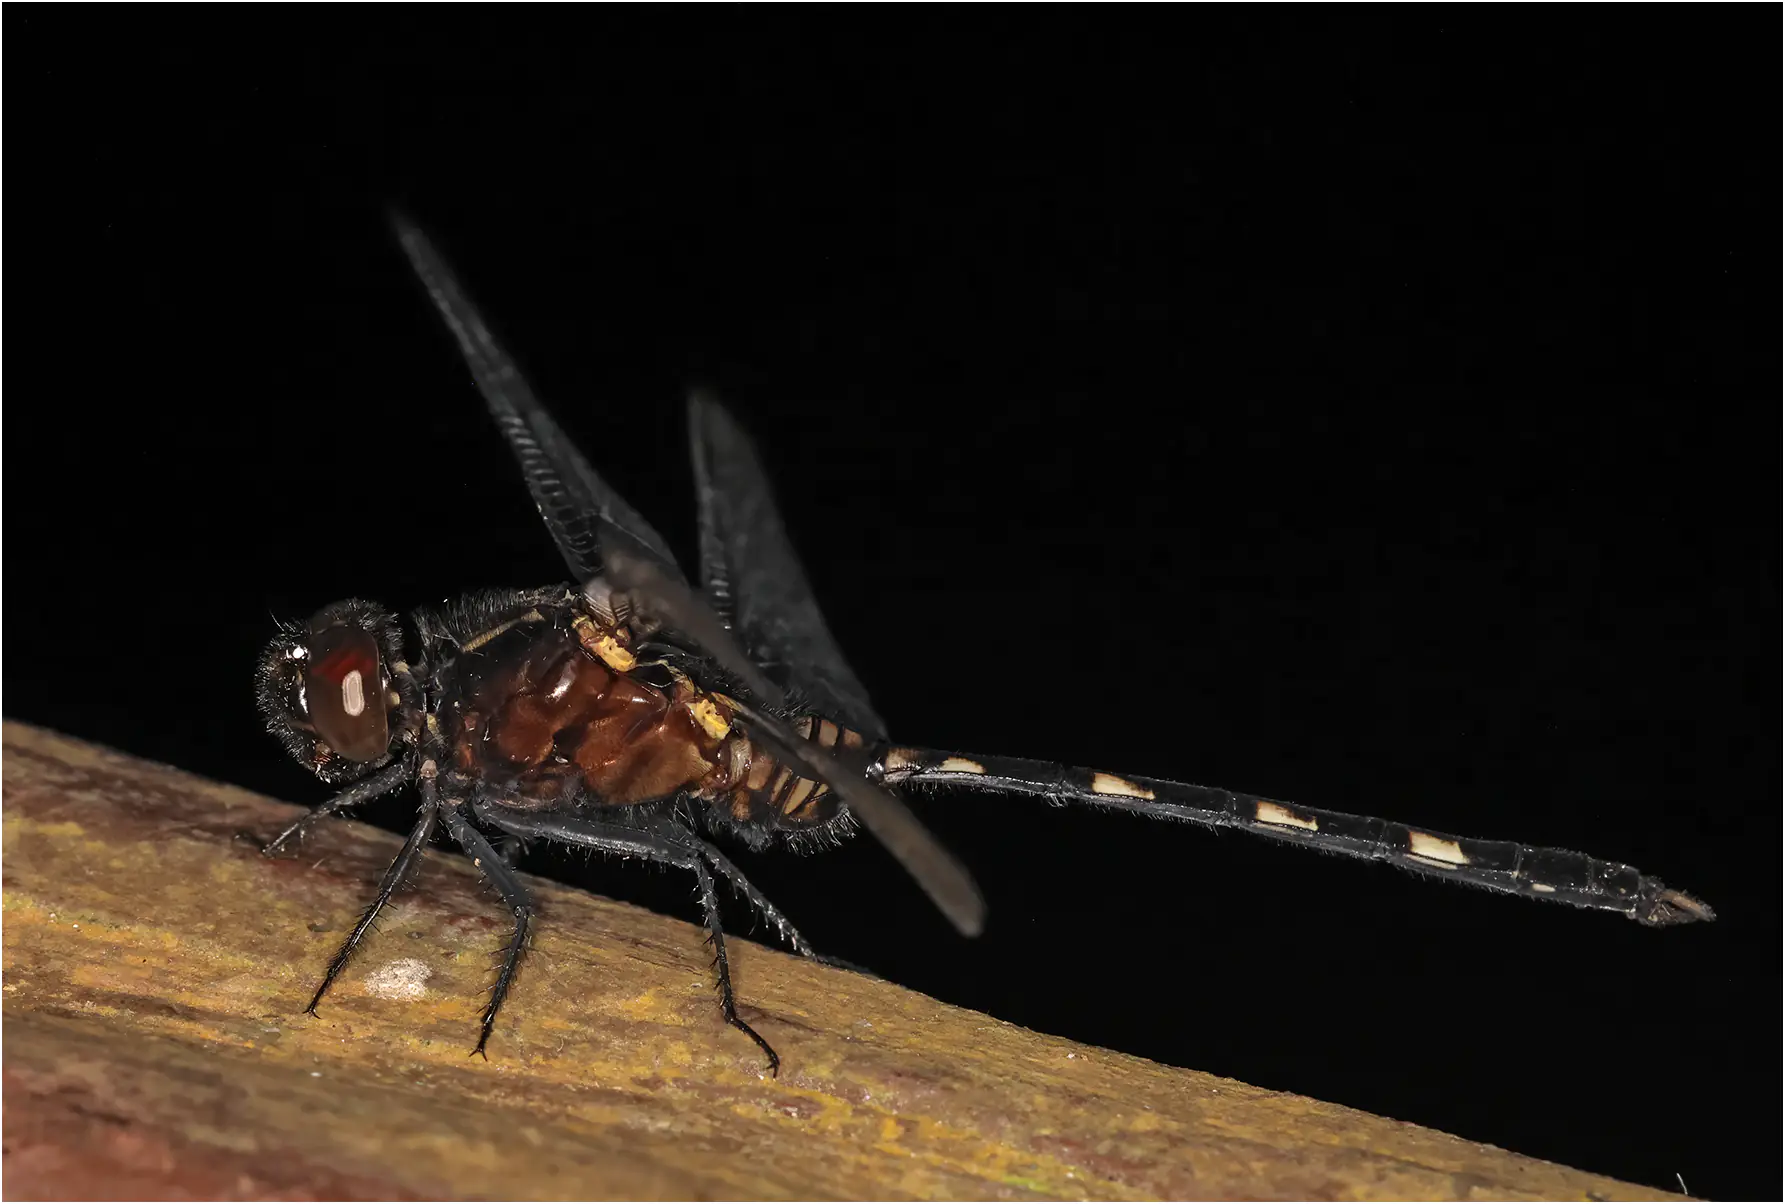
[{"x1": 303, "y1": 623, "x2": 390, "y2": 762}]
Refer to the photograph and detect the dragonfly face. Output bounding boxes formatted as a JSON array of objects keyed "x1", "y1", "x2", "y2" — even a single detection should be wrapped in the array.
[
  {"x1": 256, "y1": 216, "x2": 1712, "y2": 1078},
  {"x1": 256, "y1": 598, "x2": 412, "y2": 784}
]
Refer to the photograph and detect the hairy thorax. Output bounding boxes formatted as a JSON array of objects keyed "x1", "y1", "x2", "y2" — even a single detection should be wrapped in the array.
[{"x1": 442, "y1": 619, "x2": 849, "y2": 828}]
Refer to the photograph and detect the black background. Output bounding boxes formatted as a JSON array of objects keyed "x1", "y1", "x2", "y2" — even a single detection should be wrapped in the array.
[{"x1": 8, "y1": 12, "x2": 1777, "y2": 1198}]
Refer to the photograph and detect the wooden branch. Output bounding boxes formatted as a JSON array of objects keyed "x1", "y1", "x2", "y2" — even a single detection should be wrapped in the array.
[{"x1": 3, "y1": 722, "x2": 1675, "y2": 1201}]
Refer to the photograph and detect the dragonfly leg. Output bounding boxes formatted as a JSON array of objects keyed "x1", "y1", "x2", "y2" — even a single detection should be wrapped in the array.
[
  {"x1": 471, "y1": 803, "x2": 781, "y2": 1076},
  {"x1": 262, "y1": 758, "x2": 412, "y2": 857},
  {"x1": 436, "y1": 802, "x2": 534, "y2": 1058},
  {"x1": 305, "y1": 801, "x2": 438, "y2": 1016},
  {"x1": 684, "y1": 839, "x2": 820, "y2": 960}
]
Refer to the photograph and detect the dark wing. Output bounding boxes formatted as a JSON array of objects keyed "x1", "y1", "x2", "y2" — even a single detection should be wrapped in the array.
[
  {"x1": 392, "y1": 216, "x2": 687, "y2": 586},
  {"x1": 392, "y1": 217, "x2": 983, "y2": 937},
  {"x1": 687, "y1": 393, "x2": 888, "y2": 739}
]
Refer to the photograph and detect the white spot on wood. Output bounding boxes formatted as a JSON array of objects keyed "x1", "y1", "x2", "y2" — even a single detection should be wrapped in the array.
[
  {"x1": 938, "y1": 756, "x2": 985, "y2": 774},
  {"x1": 341, "y1": 669, "x2": 367, "y2": 717},
  {"x1": 363, "y1": 957, "x2": 432, "y2": 1001},
  {"x1": 1406, "y1": 830, "x2": 1471, "y2": 866},
  {"x1": 1255, "y1": 801, "x2": 1318, "y2": 831},
  {"x1": 1091, "y1": 772, "x2": 1155, "y2": 800}
]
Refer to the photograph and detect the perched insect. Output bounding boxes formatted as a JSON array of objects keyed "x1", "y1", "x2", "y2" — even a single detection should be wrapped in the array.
[{"x1": 256, "y1": 218, "x2": 1714, "y2": 1075}]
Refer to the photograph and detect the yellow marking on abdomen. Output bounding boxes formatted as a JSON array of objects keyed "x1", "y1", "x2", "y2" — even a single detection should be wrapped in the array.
[
  {"x1": 1255, "y1": 801, "x2": 1318, "y2": 831},
  {"x1": 938, "y1": 756, "x2": 985, "y2": 774},
  {"x1": 1406, "y1": 830, "x2": 1471, "y2": 866},
  {"x1": 782, "y1": 777, "x2": 818, "y2": 814},
  {"x1": 1091, "y1": 773, "x2": 1155, "y2": 800},
  {"x1": 1530, "y1": 882, "x2": 1556, "y2": 893},
  {"x1": 882, "y1": 747, "x2": 920, "y2": 772}
]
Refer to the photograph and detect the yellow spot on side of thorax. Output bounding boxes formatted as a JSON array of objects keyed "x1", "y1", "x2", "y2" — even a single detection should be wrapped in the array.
[
  {"x1": 590, "y1": 634, "x2": 636, "y2": 673},
  {"x1": 1091, "y1": 772, "x2": 1155, "y2": 800},
  {"x1": 1255, "y1": 801, "x2": 1318, "y2": 831},
  {"x1": 1406, "y1": 830, "x2": 1471, "y2": 866},
  {"x1": 687, "y1": 696, "x2": 731, "y2": 740},
  {"x1": 571, "y1": 614, "x2": 636, "y2": 672}
]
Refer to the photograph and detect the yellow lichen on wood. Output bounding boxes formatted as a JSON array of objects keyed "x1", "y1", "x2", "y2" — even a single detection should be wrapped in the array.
[{"x1": 2, "y1": 722, "x2": 1678, "y2": 1200}]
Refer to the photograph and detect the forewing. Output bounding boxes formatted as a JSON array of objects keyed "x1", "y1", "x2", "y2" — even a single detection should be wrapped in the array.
[
  {"x1": 688, "y1": 392, "x2": 888, "y2": 739},
  {"x1": 393, "y1": 217, "x2": 687, "y2": 586},
  {"x1": 393, "y1": 222, "x2": 979, "y2": 935}
]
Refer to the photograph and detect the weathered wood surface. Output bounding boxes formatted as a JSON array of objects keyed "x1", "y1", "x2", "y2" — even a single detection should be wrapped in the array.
[{"x1": 2, "y1": 722, "x2": 1676, "y2": 1201}]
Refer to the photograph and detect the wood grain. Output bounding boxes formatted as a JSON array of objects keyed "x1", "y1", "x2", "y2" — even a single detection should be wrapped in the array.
[{"x1": 2, "y1": 722, "x2": 1676, "y2": 1200}]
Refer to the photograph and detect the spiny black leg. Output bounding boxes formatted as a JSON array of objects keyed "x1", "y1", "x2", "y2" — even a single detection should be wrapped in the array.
[
  {"x1": 688, "y1": 852, "x2": 780, "y2": 1077},
  {"x1": 264, "y1": 759, "x2": 411, "y2": 857},
  {"x1": 675, "y1": 831, "x2": 874, "y2": 974},
  {"x1": 306, "y1": 802, "x2": 438, "y2": 1015},
  {"x1": 438, "y1": 803, "x2": 534, "y2": 1059},
  {"x1": 468, "y1": 803, "x2": 783, "y2": 1075},
  {"x1": 693, "y1": 841, "x2": 819, "y2": 960}
]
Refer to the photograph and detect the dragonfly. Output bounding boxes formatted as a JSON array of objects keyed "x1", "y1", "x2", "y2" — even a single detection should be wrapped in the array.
[{"x1": 254, "y1": 218, "x2": 1714, "y2": 1076}]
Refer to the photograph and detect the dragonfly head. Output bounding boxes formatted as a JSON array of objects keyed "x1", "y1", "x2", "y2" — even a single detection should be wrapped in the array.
[{"x1": 256, "y1": 598, "x2": 406, "y2": 783}]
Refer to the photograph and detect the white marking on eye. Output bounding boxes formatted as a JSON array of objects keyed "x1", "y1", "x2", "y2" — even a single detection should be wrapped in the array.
[
  {"x1": 1091, "y1": 773, "x2": 1155, "y2": 800},
  {"x1": 939, "y1": 756, "x2": 985, "y2": 774},
  {"x1": 1531, "y1": 882, "x2": 1556, "y2": 893},
  {"x1": 1255, "y1": 801, "x2": 1318, "y2": 831},
  {"x1": 1406, "y1": 831, "x2": 1470, "y2": 865},
  {"x1": 295, "y1": 679, "x2": 308, "y2": 715},
  {"x1": 341, "y1": 669, "x2": 366, "y2": 717},
  {"x1": 363, "y1": 957, "x2": 431, "y2": 1001}
]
